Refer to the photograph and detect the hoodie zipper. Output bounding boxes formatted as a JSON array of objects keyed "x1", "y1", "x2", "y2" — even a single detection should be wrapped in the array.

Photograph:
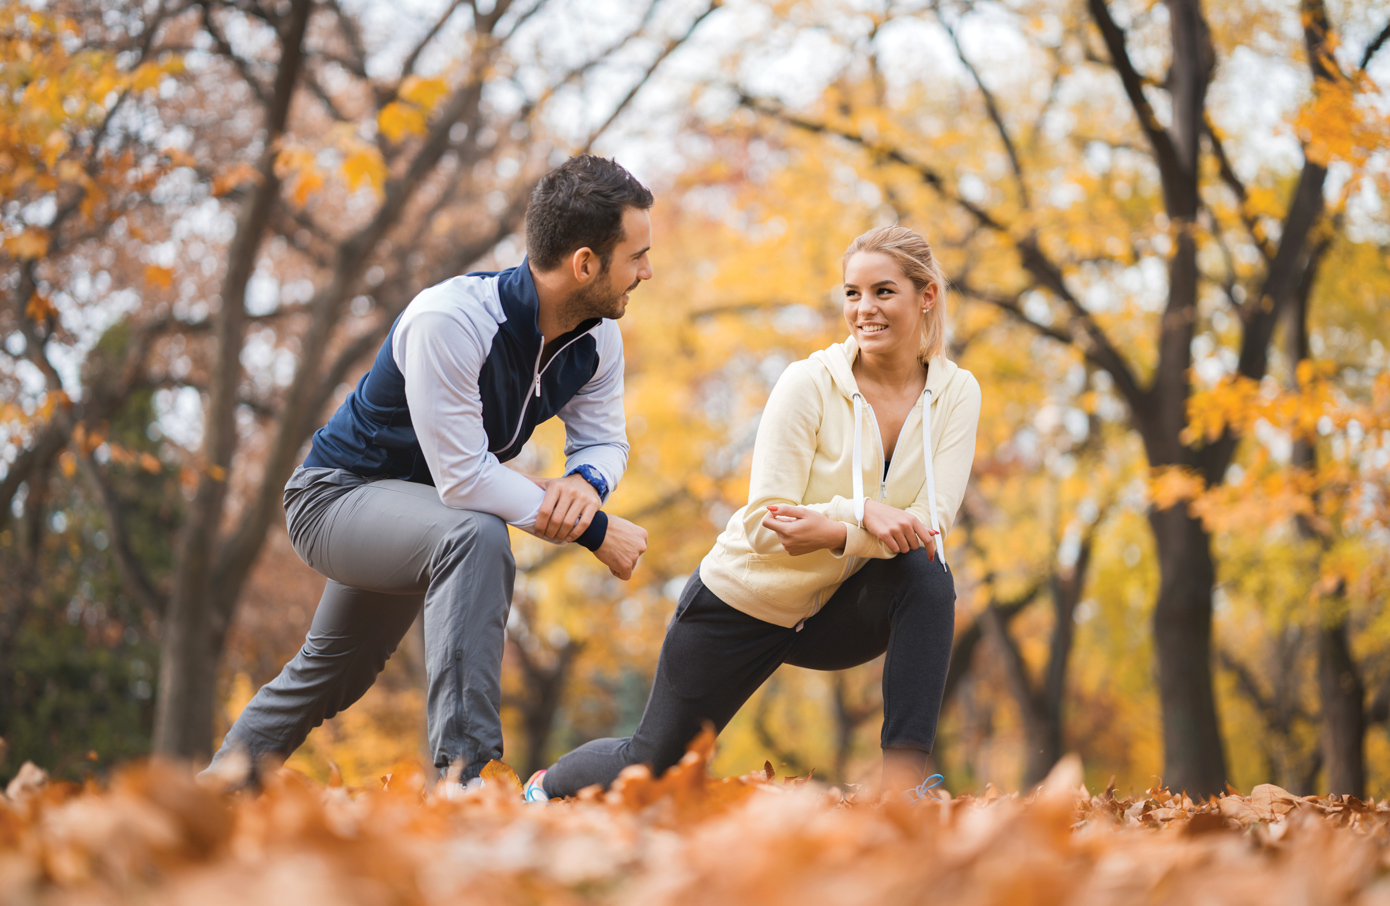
[
  {"x1": 498, "y1": 329, "x2": 595, "y2": 457},
  {"x1": 825, "y1": 395, "x2": 898, "y2": 616}
]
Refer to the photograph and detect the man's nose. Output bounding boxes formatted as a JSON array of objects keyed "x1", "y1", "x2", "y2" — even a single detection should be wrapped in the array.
[{"x1": 638, "y1": 258, "x2": 653, "y2": 281}]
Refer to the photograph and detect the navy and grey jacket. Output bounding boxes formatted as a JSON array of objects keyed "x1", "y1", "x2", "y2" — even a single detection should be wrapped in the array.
[{"x1": 303, "y1": 260, "x2": 628, "y2": 547}]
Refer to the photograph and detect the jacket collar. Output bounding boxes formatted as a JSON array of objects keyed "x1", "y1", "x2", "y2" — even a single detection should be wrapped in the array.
[{"x1": 496, "y1": 257, "x2": 603, "y2": 349}]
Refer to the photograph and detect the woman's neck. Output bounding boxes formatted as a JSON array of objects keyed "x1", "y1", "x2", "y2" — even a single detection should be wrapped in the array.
[{"x1": 854, "y1": 347, "x2": 926, "y2": 392}]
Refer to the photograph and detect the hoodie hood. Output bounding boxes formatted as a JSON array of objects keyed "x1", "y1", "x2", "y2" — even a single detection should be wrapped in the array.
[{"x1": 810, "y1": 335, "x2": 960, "y2": 404}]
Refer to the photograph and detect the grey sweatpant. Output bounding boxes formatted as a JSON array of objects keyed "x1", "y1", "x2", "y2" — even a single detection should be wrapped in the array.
[{"x1": 206, "y1": 467, "x2": 515, "y2": 784}]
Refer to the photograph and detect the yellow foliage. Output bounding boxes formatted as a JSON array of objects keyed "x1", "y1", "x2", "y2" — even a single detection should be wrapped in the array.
[
  {"x1": 378, "y1": 101, "x2": 428, "y2": 143},
  {"x1": 274, "y1": 144, "x2": 325, "y2": 207},
  {"x1": 341, "y1": 144, "x2": 387, "y2": 195},
  {"x1": 1296, "y1": 70, "x2": 1389, "y2": 170},
  {"x1": 1148, "y1": 465, "x2": 1205, "y2": 511},
  {"x1": 399, "y1": 75, "x2": 450, "y2": 113}
]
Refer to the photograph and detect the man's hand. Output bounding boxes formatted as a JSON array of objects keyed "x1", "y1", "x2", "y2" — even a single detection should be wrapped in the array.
[
  {"x1": 761, "y1": 505, "x2": 849, "y2": 556},
  {"x1": 593, "y1": 514, "x2": 648, "y2": 580},
  {"x1": 861, "y1": 499, "x2": 936, "y2": 556},
  {"x1": 534, "y1": 473, "x2": 602, "y2": 542}
]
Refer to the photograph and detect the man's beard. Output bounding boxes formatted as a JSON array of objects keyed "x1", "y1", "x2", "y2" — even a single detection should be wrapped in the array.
[{"x1": 563, "y1": 266, "x2": 639, "y2": 323}]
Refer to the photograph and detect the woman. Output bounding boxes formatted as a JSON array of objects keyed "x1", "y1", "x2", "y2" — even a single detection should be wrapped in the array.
[{"x1": 529, "y1": 225, "x2": 981, "y2": 799}]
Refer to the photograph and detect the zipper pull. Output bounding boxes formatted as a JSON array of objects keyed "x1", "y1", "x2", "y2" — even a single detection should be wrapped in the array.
[{"x1": 533, "y1": 374, "x2": 541, "y2": 398}]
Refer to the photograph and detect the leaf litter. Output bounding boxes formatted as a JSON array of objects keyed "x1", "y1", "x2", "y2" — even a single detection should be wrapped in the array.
[{"x1": 4, "y1": 735, "x2": 1390, "y2": 905}]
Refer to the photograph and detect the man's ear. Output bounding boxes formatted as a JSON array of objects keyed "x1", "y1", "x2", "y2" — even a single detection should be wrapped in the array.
[{"x1": 570, "y1": 247, "x2": 599, "y2": 284}]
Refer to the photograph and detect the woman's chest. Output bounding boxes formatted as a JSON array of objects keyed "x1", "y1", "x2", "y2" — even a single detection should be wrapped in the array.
[{"x1": 860, "y1": 391, "x2": 921, "y2": 461}]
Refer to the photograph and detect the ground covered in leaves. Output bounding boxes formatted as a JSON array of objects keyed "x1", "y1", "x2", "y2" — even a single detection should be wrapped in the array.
[{"x1": 4, "y1": 736, "x2": 1390, "y2": 905}]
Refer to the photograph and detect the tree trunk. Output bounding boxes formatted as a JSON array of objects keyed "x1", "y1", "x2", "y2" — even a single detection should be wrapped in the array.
[
  {"x1": 1148, "y1": 504, "x2": 1226, "y2": 796},
  {"x1": 1318, "y1": 616, "x2": 1365, "y2": 797},
  {"x1": 152, "y1": 0, "x2": 313, "y2": 759},
  {"x1": 511, "y1": 639, "x2": 582, "y2": 778},
  {"x1": 1285, "y1": 230, "x2": 1366, "y2": 798}
]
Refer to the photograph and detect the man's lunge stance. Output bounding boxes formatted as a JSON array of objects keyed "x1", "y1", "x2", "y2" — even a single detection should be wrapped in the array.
[{"x1": 204, "y1": 156, "x2": 652, "y2": 787}]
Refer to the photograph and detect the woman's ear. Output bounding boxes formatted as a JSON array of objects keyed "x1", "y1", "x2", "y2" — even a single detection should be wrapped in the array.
[{"x1": 921, "y1": 281, "x2": 939, "y2": 312}]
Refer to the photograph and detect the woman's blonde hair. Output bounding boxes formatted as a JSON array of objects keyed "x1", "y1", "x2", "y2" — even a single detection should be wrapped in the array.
[{"x1": 842, "y1": 225, "x2": 949, "y2": 363}]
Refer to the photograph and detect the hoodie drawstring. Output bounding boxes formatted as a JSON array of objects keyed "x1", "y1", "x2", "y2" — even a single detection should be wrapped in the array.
[
  {"x1": 921, "y1": 388, "x2": 947, "y2": 572},
  {"x1": 851, "y1": 392, "x2": 866, "y2": 527},
  {"x1": 854, "y1": 387, "x2": 946, "y2": 572}
]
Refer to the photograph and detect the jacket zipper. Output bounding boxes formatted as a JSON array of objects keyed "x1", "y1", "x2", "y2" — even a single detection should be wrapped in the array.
[{"x1": 498, "y1": 329, "x2": 595, "y2": 456}]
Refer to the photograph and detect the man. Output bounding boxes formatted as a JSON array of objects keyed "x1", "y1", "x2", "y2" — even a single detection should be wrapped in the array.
[{"x1": 204, "y1": 155, "x2": 652, "y2": 787}]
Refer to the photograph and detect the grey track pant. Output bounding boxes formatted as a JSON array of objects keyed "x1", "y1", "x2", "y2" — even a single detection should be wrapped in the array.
[{"x1": 207, "y1": 467, "x2": 515, "y2": 784}]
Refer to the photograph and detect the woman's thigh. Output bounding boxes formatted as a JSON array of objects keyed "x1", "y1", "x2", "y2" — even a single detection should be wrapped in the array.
[
  {"x1": 785, "y1": 549, "x2": 949, "y2": 671},
  {"x1": 629, "y1": 574, "x2": 792, "y2": 765}
]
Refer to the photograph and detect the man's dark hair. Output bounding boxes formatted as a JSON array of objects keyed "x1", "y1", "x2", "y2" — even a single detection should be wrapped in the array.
[{"x1": 525, "y1": 155, "x2": 654, "y2": 271}]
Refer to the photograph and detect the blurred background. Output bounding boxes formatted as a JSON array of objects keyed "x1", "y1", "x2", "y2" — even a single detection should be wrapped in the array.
[{"x1": 1, "y1": 0, "x2": 1387, "y2": 799}]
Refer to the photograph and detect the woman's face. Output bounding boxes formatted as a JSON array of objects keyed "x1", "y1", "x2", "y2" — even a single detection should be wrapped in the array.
[{"x1": 843, "y1": 251, "x2": 936, "y2": 363}]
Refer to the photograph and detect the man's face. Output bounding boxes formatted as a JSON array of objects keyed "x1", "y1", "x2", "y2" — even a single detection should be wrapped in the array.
[{"x1": 569, "y1": 207, "x2": 653, "y2": 321}]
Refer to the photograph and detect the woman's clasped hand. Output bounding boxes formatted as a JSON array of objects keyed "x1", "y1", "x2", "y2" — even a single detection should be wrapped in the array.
[{"x1": 761, "y1": 500, "x2": 936, "y2": 558}]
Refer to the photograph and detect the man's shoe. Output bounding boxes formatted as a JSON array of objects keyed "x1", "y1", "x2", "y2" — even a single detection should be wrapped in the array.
[{"x1": 524, "y1": 769, "x2": 550, "y2": 803}]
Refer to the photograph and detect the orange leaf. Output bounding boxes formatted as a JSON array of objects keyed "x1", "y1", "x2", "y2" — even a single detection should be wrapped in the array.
[
  {"x1": 6, "y1": 228, "x2": 51, "y2": 259},
  {"x1": 480, "y1": 760, "x2": 522, "y2": 794},
  {"x1": 25, "y1": 292, "x2": 55, "y2": 321},
  {"x1": 212, "y1": 162, "x2": 262, "y2": 197},
  {"x1": 144, "y1": 265, "x2": 174, "y2": 289}
]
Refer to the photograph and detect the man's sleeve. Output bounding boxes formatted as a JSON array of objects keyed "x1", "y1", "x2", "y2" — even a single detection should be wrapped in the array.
[
  {"x1": 556, "y1": 321, "x2": 629, "y2": 500},
  {"x1": 396, "y1": 307, "x2": 548, "y2": 531}
]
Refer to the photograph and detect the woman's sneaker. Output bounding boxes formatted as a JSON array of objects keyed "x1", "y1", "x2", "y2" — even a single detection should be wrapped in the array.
[
  {"x1": 524, "y1": 770, "x2": 551, "y2": 803},
  {"x1": 907, "y1": 773, "x2": 945, "y2": 802}
]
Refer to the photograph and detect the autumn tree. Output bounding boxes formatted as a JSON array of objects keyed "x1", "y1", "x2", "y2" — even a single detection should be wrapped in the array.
[
  {"x1": 722, "y1": 0, "x2": 1389, "y2": 795},
  {"x1": 1, "y1": 0, "x2": 718, "y2": 762}
]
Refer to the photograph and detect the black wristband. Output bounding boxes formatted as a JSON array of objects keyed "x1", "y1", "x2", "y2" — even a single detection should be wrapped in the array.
[{"x1": 575, "y1": 510, "x2": 609, "y2": 551}]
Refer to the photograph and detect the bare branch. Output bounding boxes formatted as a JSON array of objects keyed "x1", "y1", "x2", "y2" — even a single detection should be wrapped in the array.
[
  {"x1": 199, "y1": 3, "x2": 270, "y2": 104},
  {"x1": 1360, "y1": 19, "x2": 1390, "y2": 72},
  {"x1": 73, "y1": 445, "x2": 165, "y2": 615},
  {"x1": 580, "y1": 0, "x2": 721, "y2": 151},
  {"x1": 1086, "y1": 0, "x2": 1181, "y2": 187},
  {"x1": 398, "y1": 0, "x2": 466, "y2": 84},
  {"x1": 1204, "y1": 116, "x2": 1277, "y2": 264},
  {"x1": 931, "y1": 1, "x2": 1030, "y2": 208}
]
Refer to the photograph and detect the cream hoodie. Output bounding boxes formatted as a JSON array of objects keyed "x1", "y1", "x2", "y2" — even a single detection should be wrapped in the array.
[{"x1": 699, "y1": 336, "x2": 981, "y2": 628}]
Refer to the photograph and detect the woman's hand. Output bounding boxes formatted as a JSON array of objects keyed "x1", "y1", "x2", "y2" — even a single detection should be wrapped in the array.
[
  {"x1": 761, "y1": 505, "x2": 848, "y2": 556},
  {"x1": 861, "y1": 499, "x2": 937, "y2": 556}
]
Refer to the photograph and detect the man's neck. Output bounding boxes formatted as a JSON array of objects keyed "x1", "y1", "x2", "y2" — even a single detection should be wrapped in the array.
[{"x1": 530, "y1": 261, "x2": 583, "y2": 344}]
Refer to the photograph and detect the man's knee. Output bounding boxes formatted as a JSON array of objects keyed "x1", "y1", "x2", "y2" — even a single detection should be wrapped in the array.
[{"x1": 436, "y1": 511, "x2": 514, "y2": 568}]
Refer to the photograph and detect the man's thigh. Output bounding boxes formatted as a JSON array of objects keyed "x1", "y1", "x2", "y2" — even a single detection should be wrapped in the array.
[{"x1": 295, "y1": 478, "x2": 506, "y2": 595}]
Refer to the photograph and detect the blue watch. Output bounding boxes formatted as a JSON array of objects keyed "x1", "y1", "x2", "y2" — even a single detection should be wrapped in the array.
[{"x1": 567, "y1": 464, "x2": 609, "y2": 501}]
